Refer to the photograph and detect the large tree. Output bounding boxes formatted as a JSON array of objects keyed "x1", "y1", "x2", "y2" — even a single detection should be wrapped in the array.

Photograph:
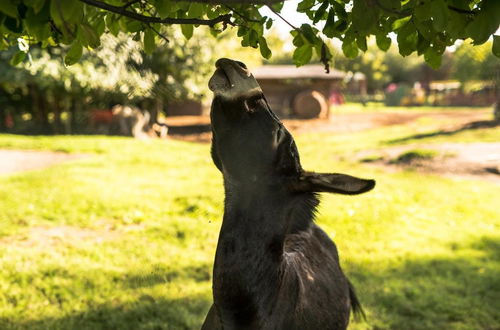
[{"x1": 1, "y1": 0, "x2": 499, "y2": 70}]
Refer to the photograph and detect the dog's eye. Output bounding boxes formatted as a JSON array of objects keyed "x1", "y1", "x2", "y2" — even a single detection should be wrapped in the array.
[{"x1": 246, "y1": 95, "x2": 263, "y2": 111}]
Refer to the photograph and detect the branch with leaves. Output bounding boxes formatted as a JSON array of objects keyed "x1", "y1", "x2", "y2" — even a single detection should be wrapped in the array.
[
  {"x1": 0, "y1": 0, "x2": 499, "y2": 69},
  {"x1": 78, "y1": 0, "x2": 234, "y2": 26}
]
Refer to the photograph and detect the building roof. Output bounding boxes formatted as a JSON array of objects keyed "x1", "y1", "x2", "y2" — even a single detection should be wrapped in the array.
[{"x1": 252, "y1": 64, "x2": 347, "y2": 80}]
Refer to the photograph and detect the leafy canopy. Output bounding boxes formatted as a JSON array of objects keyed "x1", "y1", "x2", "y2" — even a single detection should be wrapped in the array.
[{"x1": 1, "y1": 0, "x2": 499, "y2": 70}]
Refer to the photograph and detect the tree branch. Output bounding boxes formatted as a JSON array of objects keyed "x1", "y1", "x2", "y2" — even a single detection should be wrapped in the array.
[
  {"x1": 173, "y1": 0, "x2": 284, "y2": 3},
  {"x1": 224, "y1": 5, "x2": 261, "y2": 23},
  {"x1": 374, "y1": 0, "x2": 477, "y2": 16},
  {"x1": 265, "y1": 3, "x2": 298, "y2": 31},
  {"x1": 121, "y1": 0, "x2": 141, "y2": 9},
  {"x1": 78, "y1": 0, "x2": 234, "y2": 26},
  {"x1": 447, "y1": 5, "x2": 477, "y2": 15},
  {"x1": 373, "y1": 0, "x2": 411, "y2": 17}
]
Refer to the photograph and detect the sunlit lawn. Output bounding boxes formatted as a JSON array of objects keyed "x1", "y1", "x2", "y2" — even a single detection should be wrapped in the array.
[{"x1": 0, "y1": 114, "x2": 499, "y2": 329}]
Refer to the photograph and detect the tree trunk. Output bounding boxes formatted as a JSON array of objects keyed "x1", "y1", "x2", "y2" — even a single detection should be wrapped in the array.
[
  {"x1": 0, "y1": 108, "x2": 6, "y2": 132},
  {"x1": 69, "y1": 97, "x2": 78, "y2": 134},
  {"x1": 29, "y1": 84, "x2": 51, "y2": 134},
  {"x1": 53, "y1": 99, "x2": 63, "y2": 134}
]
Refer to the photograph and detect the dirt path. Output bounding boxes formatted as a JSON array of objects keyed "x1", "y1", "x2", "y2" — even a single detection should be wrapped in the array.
[
  {"x1": 1, "y1": 110, "x2": 497, "y2": 181},
  {"x1": 165, "y1": 110, "x2": 492, "y2": 142},
  {"x1": 0, "y1": 150, "x2": 87, "y2": 175},
  {"x1": 358, "y1": 142, "x2": 500, "y2": 183}
]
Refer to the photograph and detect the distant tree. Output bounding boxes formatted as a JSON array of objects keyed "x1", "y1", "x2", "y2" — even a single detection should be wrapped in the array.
[
  {"x1": 0, "y1": 0, "x2": 498, "y2": 69},
  {"x1": 452, "y1": 40, "x2": 499, "y2": 83},
  {"x1": 0, "y1": 27, "x2": 248, "y2": 133}
]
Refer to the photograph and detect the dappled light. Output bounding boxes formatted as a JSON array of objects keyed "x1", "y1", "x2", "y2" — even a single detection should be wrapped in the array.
[{"x1": 1, "y1": 0, "x2": 499, "y2": 328}]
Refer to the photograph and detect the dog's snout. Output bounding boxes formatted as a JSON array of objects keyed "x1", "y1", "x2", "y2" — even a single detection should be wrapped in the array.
[
  {"x1": 215, "y1": 58, "x2": 249, "y2": 76},
  {"x1": 235, "y1": 61, "x2": 247, "y2": 70}
]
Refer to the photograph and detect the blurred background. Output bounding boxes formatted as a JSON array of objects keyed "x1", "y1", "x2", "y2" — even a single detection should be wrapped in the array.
[
  {"x1": 0, "y1": 2, "x2": 499, "y2": 329},
  {"x1": 1, "y1": 26, "x2": 498, "y2": 136}
]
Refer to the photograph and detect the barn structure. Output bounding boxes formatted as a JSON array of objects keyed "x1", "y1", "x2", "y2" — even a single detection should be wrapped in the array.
[{"x1": 252, "y1": 64, "x2": 366, "y2": 119}]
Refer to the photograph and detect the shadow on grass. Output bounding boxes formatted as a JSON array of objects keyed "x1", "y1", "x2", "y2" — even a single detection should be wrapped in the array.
[
  {"x1": 2, "y1": 237, "x2": 498, "y2": 330},
  {"x1": 386, "y1": 120, "x2": 500, "y2": 145},
  {"x1": 3, "y1": 294, "x2": 211, "y2": 330},
  {"x1": 349, "y1": 235, "x2": 500, "y2": 329},
  {"x1": 125, "y1": 263, "x2": 211, "y2": 289}
]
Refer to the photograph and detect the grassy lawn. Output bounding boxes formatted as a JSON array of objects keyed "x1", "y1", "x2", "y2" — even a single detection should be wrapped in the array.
[
  {"x1": 331, "y1": 103, "x2": 493, "y2": 113},
  {"x1": 0, "y1": 115, "x2": 499, "y2": 330}
]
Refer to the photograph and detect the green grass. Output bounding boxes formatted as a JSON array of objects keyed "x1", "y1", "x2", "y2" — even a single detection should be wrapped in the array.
[
  {"x1": 0, "y1": 117, "x2": 499, "y2": 330},
  {"x1": 331, "y1": 103, "x2": 492, "y2": 113}
]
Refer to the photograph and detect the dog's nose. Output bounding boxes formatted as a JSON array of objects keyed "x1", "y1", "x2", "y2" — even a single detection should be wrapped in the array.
[{"x1": 215, "y1": 58, "x2": 250, "y2": 76}]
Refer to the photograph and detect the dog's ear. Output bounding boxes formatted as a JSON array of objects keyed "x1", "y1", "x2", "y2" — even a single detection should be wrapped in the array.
[{"x1": 291, "y1": 172, "x2": 375, "y2": 195}]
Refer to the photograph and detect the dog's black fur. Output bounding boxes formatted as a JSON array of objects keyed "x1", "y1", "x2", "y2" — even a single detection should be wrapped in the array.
[{"x1": 202, "y1": 59, "x2": 374, "y2": 330}]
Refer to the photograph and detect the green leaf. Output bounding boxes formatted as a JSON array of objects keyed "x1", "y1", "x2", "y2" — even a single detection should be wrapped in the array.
[
  {"x1": 4, "y1": 16, "x2": 23, "y2": 33},
  {"x1": 105, "y1": 14, "x2": 119, "y2": 36},
  {"x1": 446, "y1": 11, "x2": 467, "y2": 39},
  {"x1": 424, "y1": 46, "x2": 441, "y2": 69},
  {"x1": 270, "y1": 2, "x2": 284, "y2": 12},
  {"x1": 206, "y1": 7, "x2": 218, "y2": 19},
  {"x1": 26, "y1": 20, "x2": 50, "y2": 41},
  {"x1": 492, "y1": 35, "x2": 500, "y2": 58},
  {"x1": 430, "y1": 0, "x2": 448, "y2": 31},
  {"x1": 50, "y1": 0, "x2": 82, "y2": 25},
  {"x1": 414, "y1": 1, "x2": 432, "y2": 22},
  {"x1": 24, "y1": 6, "x2": 50, "y2": 40},
  {"x1": 25, "y1": 0, "x2": 46, "y2": 14},
  {"x1": 258, "y1": 37, "x2": 271, "y2": 59},
  {"x1": 331, "y1": 1, "x2": 347, "y2": 19},
  {"x1": 64, "y1": 41, "x2": 82, "y2": 66},
  {"x1": 417, "y1": 33, "x2": 430, "y2": 55},
  {"x1": 236, "y1": 25, "x2": 248, "y2": 37},
  {"x1": 292, "y1": 31, "x2": 304, "y2": 47},
  {"x1": 241, "y1": 35, "x2": 249, "y2": 47},
  {"x1": 293, "y1": 44, "x2": 312, "y2": 66},
  {"x1": 465, "y1": 1, "x2": 500, "y2": 45},
  {"x1": 415, "y1": 20, "x2": 435, "y2": 40},
  {"x1": 237, "y1": 26, "x2": 247, "y2": 37},
  {"x1": 80, "y1": 23, "x2": 100, "y2": 48},
  {"x1": 125, "y1": 19, "x2": 142, "y2": 33},
  {"x1": 322, "y1": 9, "x2": 336, "y2": 38},
  {"x1": 333, "y1": 19, "x2": 348, "y2": 34},
  {"x1": 297, "y1": 0, "x2": 314, "y2": 13},
  {"x1": 187, "y1": 3, "x2": 205, "y2": 18},
  {"x1": 377, "y1": 0, "x2": 400, "y2": 13},
  {"x1": 356, "y1": 36, "x2": 367, "y2": 52},
  {"x1": 10, "y1": 51, "x2": 26, "y2": 66},
  {"x1": 92, "y1": 15, "x2": 106, "y2": 37},
  {"x1": 175, "y1": 2, "x2": 190, "y2": 12},
  {"x1": 300, "y1": 24, "x2": 317, "y2": 44},
  {"x1": 0, "y1": 2, "x2": 18, "y2": 18},
  {"x1": 392, "y1": 16, "x2": 411, "y2": 30},
  {"x1": 342, "y1": 40, "x2": 358, "y2": 59},
  {"x1": 397, "y1": 22, "x2": 418, "y2": 56},
  {"x1": 143, "y1": 29, "x2": 155, "y2": 55},
  {"x1": 155, "y1": 0, "x2": 173, "y2": 18},
  {"x1": 351, "y1": 0, "x2": 378, "y2": 33},
  {"x1": 313, "y1": 1, "x2": 328, "y2": 24},
  {"x1": 181, "y1": 24, "x2": 193, "y2": 40},
  {"x1": 266, "y1": 18, "x2": 273, "y2": 30},
  {"x1": 376, "y1": 34, "x2": 391, "y2": 51},
  {"x1": 248, "y1": 29, "x2": 258, "y2": 48}
]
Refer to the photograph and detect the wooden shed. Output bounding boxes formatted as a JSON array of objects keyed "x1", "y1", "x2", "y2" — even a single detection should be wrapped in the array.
[{"x1": 252, "y1": 65, "x2": 363, "y2": 119}]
